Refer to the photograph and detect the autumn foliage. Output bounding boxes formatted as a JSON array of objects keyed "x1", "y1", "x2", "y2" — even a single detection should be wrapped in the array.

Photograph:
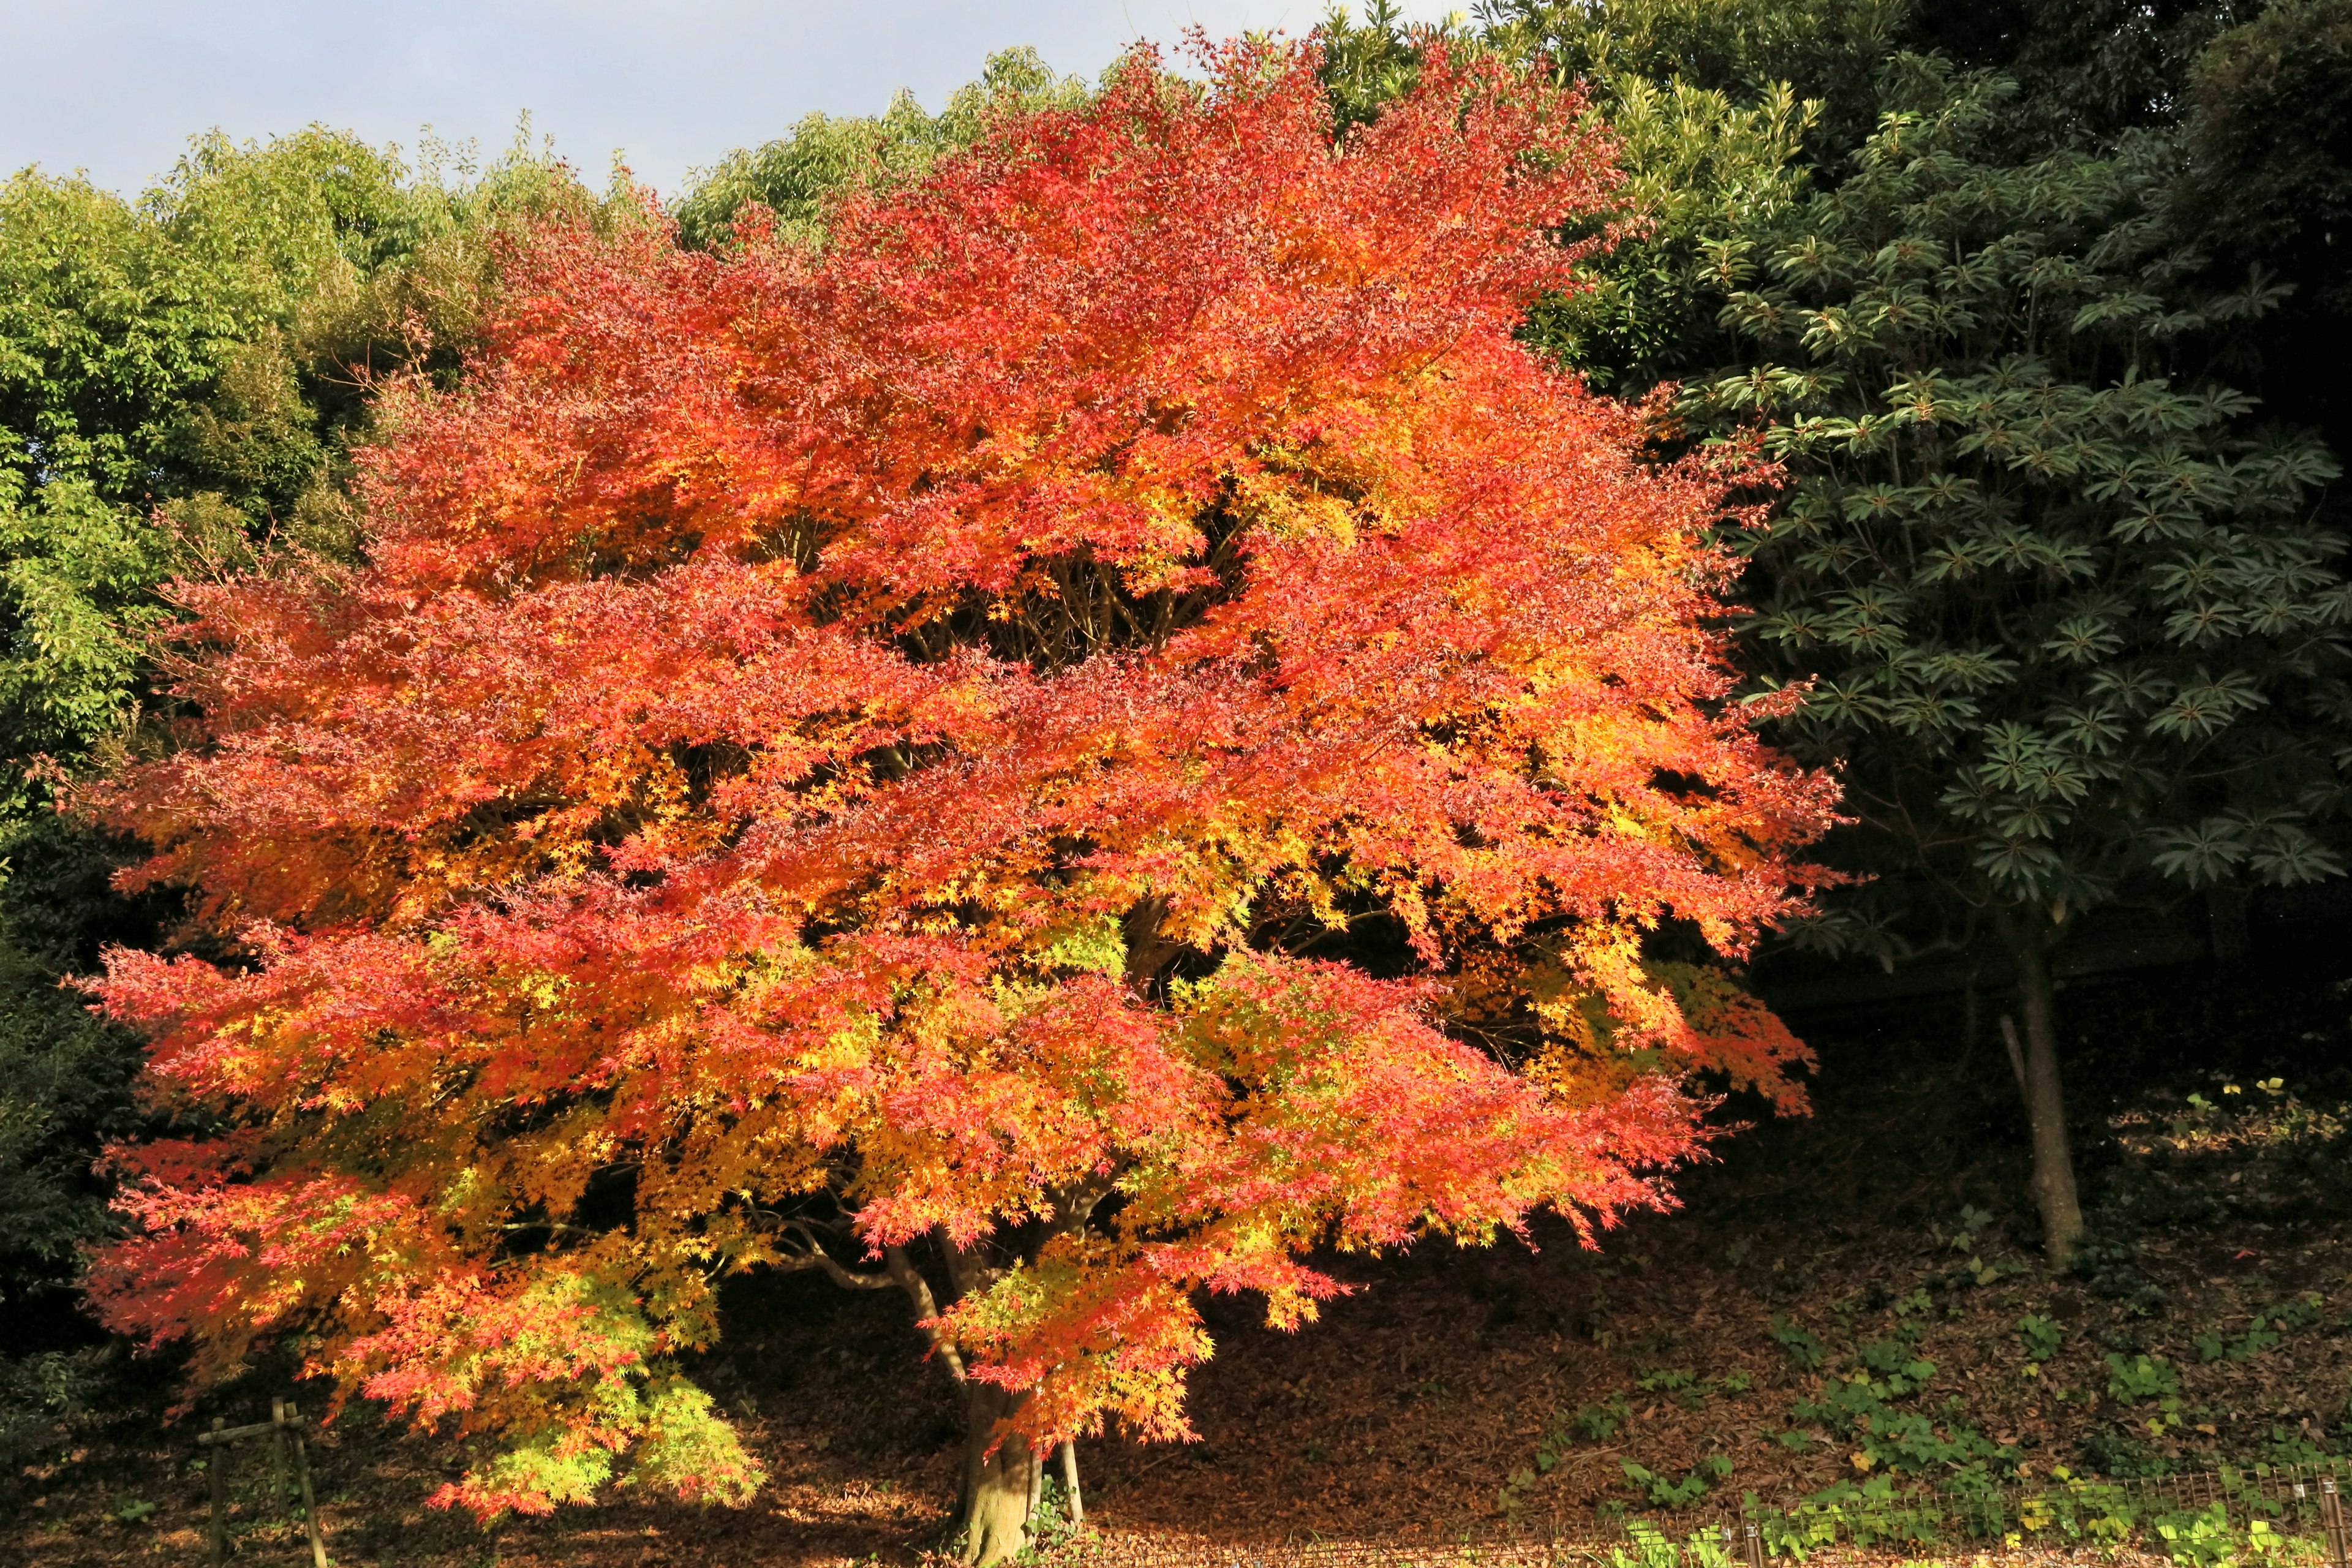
[{"x1": 81, "y1": 39, "x2": 1836, "y2": 1525}]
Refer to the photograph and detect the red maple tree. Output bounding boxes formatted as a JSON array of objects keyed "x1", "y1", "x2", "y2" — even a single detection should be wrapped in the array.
[{"x1": 81, "y1": 39, "x2": 1836, "y2": 1559}]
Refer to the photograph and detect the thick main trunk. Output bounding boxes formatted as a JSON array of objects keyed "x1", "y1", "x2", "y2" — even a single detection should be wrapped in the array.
[
  {"x1": 2000, "y1": 920, "x2": 2085, "y2": 1268},
  {"x1": 959, "y1": 1382, "x2": 1039, "y2": 1567}
]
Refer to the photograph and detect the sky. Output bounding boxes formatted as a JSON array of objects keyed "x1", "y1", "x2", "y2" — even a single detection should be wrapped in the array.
[{"x1": 1, "y1": 1, "x2": 1464, "y2": 201}]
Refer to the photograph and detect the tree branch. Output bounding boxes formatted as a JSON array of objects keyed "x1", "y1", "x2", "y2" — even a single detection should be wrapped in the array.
[
  {"x1": 778, "y1": 1221, "x2": 897, "y2": 1291},
  {"x1": 1121, "y1": 895, "x2": 1186, "y2": 991},
  {"x1": 888, "y1": 1243, "x2": 969, "y2": 1385}
]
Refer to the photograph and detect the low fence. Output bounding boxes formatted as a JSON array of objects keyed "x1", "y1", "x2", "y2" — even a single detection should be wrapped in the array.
[{"x1": 1061, "y1": 1460, "x2": 2352, "y2": 1566}]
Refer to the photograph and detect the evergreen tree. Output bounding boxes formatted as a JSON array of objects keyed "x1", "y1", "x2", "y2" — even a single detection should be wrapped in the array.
[
  {"x1": 1328, "y1": 2, "x2": 2352, "y2": 1258},
  {"x1": 1681, "y1": 58, "x2": 2351, "y2": 1259},
  {"x1": 2176, "y1": 0, "x2": 2352, "y2": 468}
]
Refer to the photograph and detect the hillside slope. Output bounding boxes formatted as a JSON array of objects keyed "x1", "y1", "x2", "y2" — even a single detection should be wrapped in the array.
[{"x1": 10, "y1": 949, "x2": 2352, "y2": 1566}]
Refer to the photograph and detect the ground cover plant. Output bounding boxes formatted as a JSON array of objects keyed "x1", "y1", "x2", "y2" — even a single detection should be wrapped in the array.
[{"x1": 67, "y1": 38, "x2": 1834, "y2": 1563}]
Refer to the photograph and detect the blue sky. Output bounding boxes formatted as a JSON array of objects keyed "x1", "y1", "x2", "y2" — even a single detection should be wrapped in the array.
[{"x1": 2, "y1": 1, "x2": 1461, "y2": 200}]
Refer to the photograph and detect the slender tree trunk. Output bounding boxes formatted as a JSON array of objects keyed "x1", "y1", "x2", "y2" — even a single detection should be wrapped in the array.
[
  {"x1": 1997, "y1": 914, "x2": 2084, "y2": 1267},
  {"x1": 959, "y1": 1381, "x2": 1039, "y2": 1566},
  {"x1": 2207, "y1": 887, "x2": 2250, "y2": 965}
]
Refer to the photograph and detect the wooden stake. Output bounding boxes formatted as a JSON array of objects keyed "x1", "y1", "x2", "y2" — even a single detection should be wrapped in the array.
[
  {"x1": 194, "y1": 1400, "x2": 330, "y2": 1565},
  {"x1": 1058, "y1": 1439, "x2": 1083, "y2": 1528},
  {"x1": 270, "y1": 1398, "x2": 288, "y2": 1503},
  {"x1": 208, "y1": 1417, "x2": 228, "y2": 1567},
  {"x1": 290, "y1": 1401, "x2": 329, "y2": 1568},
  {"x1": 1999, "y1": 1014, "x2": 2029, "y2": 1101}
]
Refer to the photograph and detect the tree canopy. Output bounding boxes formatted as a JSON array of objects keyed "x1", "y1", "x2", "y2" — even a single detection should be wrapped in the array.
[{"x1": 78, "y1": 40, "x2": 1831, "y2": 1555}]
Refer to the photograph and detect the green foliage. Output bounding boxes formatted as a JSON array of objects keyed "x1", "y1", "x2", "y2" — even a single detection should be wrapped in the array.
[
  {"x1": 0, "y1": 126, "x2": 613, "y2": 1325},
  {"x1": 2195, "y1": 1294, "x2": 2327, "y2": 1362},
  {"x1": 0, "y1": 928, "x2": 143, "y2": 1287},
  {"x1": 1482, "y1": 0, "x2": 1904, "y2": 116},
  {"x1": 1028, "y1": 1471, "x2": 1085, "y2": 1553},
  {"x1": 2182, "y1": 0, "x2": 2352, "y2": 267},
  {"x1": 1791, "y1": 1333, "x2": 2018, "y2": 1474},
  {"x1": 2071, "y1": 1226, "x2": 2169, "y2": 1315},
  {"x1": 1502, "y1": 1386, "x2": 1640, "y2": 1515},
  {"x1": 2176, "y1": 0, "x2": 2352, "y2": 465},
  {"x1": 1770, "y1": 1311, "x2": 1827, "y2": 1367},
  {"x1": 1579, "y1": 1391, "x2": 1635, "y2": 1439},
  {"x1": 1607, "y1": 1519, "x2": 1700, "y2": 1568},
  {"x1": 0, "y1": 126, "x2": 606, "y2": 781},
  {"x1": 672, "y1": 48, "x2": 1087, "y2": 250},
  {"x1": 1318, "y1": 2, "x2": 1483, "y2": 130},
  {"x1": 1738, "y1": 1464, "x2": 2337, "y2": 1561},
  {"x1": 1324, "y1": 2, "x2": 1905, "y2": 388},
  {"x1": 2260, "y1": 1424, "x2": 2340, "y2": 1466},
  {"x1": 1622, "y1": 1454, "x2": 1733, "y2": 1506},
  {"x1": 1905, "y1": 0, "x2": 2258, "y2": 154},
  {"x1": 1765, "y1": 1472, "x2": 1986, "y2": 1551},
  {"x1": 2019, "y1": 1312, "x2": 2065, "y2": 1360},
  {"x1": 1523, "y1": 76, "x2": 1819, "y2": 389},
  {"x1": 1800, "y1": 1384, "x2": 2016, "y2": 1473},
  {"x1": 1857, "y1": 1337, "x2": 1932, "y2": 1379},
  {"x1": 1501, "y1": 1390, "x2": 1631, "y2": 1513},
  {"x1": 2106, "y1": 1352, "x2": 2182, "y2": 1402},
  {"x1": 1681, "y1": 57, "x2": 2351, "y2": 962},
  {"x1": 2150, "y1": 1501, "x2": 2298, "y2": 1568},
  {"x1": 0, "y1": 1346, "x2": 104, "y2": 1466},
  {"x1": 1636, "y1": 1365, "x2": 1703, "y2": 1402}
]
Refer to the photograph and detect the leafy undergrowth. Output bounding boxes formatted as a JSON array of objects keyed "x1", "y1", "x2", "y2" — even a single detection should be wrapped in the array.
[{"x1": 9, "y1": 951, "x2": 2352, "y2": 1566}]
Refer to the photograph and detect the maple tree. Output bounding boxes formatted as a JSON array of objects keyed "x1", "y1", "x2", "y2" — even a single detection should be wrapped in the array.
[{"x1": 78, "y1": 39, "x2": 1834, "y2": 1561}]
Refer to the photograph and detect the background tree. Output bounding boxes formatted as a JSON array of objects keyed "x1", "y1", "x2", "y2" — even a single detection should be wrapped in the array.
[
  {"x1": 1904, "y1": 0, "x2": 2258, "y2": 153},
  {"x1": 672, "y1": 47, "x2": 1086, "y2": 249},
  {"x1": 0, "y1": 126, "x2": 610, "y2": 1382},
  {"x1": 81, "y1": 42, "x2": 1832, "y2": 1560},
  {"x1": 1329, "y1": 1, "x2": 2352, "y2": 1264},
  {"x1": 1446, "y1": 1, "x2": 1899, "y2": 391},
  {"x1": 1678, "y1": 58, "x2": 2351, "y2": 1261},
  {"x1": 2174, "y1": 0, "x2": 2352, "y2": 472}
]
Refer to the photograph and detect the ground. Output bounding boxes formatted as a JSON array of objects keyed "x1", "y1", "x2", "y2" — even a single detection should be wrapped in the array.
[{"x1": 7, "y1": 941, "x2": 2351, "y2": 1566}]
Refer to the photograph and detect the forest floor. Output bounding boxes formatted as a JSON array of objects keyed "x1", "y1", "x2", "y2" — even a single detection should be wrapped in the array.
[{"x1": 9, "y1": 944, "x2": 2352, "y2": 1568}]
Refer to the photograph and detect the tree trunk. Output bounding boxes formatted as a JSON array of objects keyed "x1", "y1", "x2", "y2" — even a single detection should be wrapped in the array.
[
  {"x1": 2207, "y1": 886, "x2": 2250, "y2": 965},
  {"x1": 959, "y1": 1381, "x2": 1039, "y2": 1567},
  {"x1": 1059, "y1": 1438, "x2": 1084, "y2": 1527},
  {"x1": 1998, "y1": 916, "x2": 2085, "y2": 1267}
]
